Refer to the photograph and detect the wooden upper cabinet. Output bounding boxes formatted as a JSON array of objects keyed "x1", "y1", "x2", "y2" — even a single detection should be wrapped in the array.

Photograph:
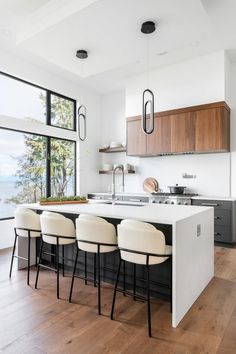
[
  {"x1": 170, "y1": 112, "x2": 195, "y2": 153},
  {"x1": 195, "y1": 106, "x2": 230, "y2": 152},
  {"x1": 146, "y1": 115, "x2": 171, "y2": 154},
  {"x1": 126, "y1": 101, "x2": 230, "y2": 157},
  {"x1": 126, "y1": 116, "x2": 146, "y2": 156}
]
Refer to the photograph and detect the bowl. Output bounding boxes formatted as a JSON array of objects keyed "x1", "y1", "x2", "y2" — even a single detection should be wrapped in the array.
[
  {"x1": 103, "y1": 164, "x2": 113, "y2": 171},
  {"x1": 110, "y1": 142, "x2": 122, "y2": 148}
]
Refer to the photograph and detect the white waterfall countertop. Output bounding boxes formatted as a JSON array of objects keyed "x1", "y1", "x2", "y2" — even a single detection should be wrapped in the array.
[{"x1": 22, "y1": 201, "x2": 211, "y2": 225}]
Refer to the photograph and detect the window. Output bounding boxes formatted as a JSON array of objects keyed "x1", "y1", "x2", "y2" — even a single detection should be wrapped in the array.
[
  {"x1": 0, "y1": 74, "x2": 46, "y2": 124},
  {"x1": 0, "y1": 129, "x2": 47, "y2": 219},
  {"x1": 0, "y1": 129, "x2": 76, "y2": 219},
  {"x1": 50, "y1": 94, "x2": 75, "y2": 130},
  {"x1": 0, "y1": 72, "x2": 76, "y2": 131},
  {"x1": 0, "y1": 72, "x2": 77, "y2": 220},
  {"x1": 50, "y1": 138, "x2": 76, "y2": 197}
]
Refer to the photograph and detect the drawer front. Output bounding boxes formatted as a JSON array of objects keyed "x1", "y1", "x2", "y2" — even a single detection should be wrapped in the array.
[
  {"x1": 214, "y1": 209, "x2": 231, "y2": 226},
  {"x1": 192, "y1": 199, "x2": 232, "y2": 210},
  {"x1": 107, "y1": 195, "x2": 123, "y2": 201},
  {"x1": 122, "y1": 196, "x2": 149, "y2": 203},
  {"x1": 87, "y1": 194, "x2": 105, "y2": 200},
  {"x1": 214, "y1": 225, "x2": 232, "y2": 243}
]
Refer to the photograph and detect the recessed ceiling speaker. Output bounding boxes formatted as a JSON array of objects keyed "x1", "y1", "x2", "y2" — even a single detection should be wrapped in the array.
[
  {"x1": 76, "y1": 50, "x2": 88, "y2": 59},
  {"x1": 141, "y1": 21, "x2": 156, "y2": 34}
]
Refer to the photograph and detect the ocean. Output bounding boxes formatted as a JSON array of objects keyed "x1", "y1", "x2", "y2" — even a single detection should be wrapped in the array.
[{"x1": 0, "y1": 178, "x2": 17, "y2": 219}]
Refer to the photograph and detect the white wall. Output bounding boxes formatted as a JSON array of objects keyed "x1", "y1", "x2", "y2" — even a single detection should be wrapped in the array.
[
  {"x1": 0, "y1": 49, "x2": 102, "y2": 248},
  {"x1": 100, "y1": 51, "x2": 232, "y2": 196}
]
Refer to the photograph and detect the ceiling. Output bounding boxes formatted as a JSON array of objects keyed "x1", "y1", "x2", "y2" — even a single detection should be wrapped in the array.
[{"x1": 0, "y1": 0, "x2": 236, "y2": 94}]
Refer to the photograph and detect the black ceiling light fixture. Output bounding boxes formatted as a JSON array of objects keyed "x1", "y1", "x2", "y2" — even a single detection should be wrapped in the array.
[
  {"x1": 141, "y1": 21, "x2": 156, "y2": 135},
  {"x1": 76, "y1": 49, "x2": 88, "y2": 141},
  {"x1": 76, "y1": 49, "x2": 88, "y2": 59}
]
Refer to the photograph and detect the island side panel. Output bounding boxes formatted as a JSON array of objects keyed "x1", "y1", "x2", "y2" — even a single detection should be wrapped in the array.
[{"x1": 173, "y1": 207, "x2": 214, "y2": 327}]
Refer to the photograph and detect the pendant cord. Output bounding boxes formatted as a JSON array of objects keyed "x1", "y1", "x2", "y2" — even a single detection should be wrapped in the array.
[{"x1": 146, "y1": 35, "x2": 150, "y2": 89}]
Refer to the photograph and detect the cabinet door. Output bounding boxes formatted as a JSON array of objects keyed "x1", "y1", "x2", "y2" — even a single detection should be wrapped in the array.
[
  {"x1": 146, "y1": 116, "x2": 171, "y2": 154},
  {"x1": 170, "y1": 112, "x2": 195, "y2": 153},
  {"x1": 195, "y1": 107, "x2": 230, "y2": 152},
  {"x1": 126, "y1": 117, "x2": 146, "y2": 156}
]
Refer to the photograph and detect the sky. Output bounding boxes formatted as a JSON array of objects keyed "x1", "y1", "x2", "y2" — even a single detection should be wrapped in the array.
[{"x1": 0, "y1": 74, "x2": 45, "y2": 176}]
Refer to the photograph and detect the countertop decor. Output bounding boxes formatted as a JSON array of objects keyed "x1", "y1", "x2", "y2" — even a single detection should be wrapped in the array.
[{"x1": 39, "y1": 196, "x2": 88, "y2": 205}]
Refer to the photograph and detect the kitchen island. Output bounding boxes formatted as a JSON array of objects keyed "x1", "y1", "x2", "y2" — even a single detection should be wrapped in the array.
[{"x1": 20, "y1": 202, "x2": 214, "y2": 328}]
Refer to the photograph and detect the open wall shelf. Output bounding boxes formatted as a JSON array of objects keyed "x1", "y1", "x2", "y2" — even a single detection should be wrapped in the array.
[{"x1": 99, "y1": 147, "x2": 126, "y2": 153}]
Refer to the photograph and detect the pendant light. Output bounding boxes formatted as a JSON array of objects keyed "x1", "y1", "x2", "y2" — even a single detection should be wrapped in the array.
[
  {"x1": 76, "y1": 49, "x2": 88, "y2": 141},
  {"x1": 141, "y1": 21, "x2": 156, "y2": 135}
]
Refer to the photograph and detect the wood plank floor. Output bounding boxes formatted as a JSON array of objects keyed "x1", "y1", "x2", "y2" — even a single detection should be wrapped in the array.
[{"x1": 0, "y1": 246, "x2": 235, "y2": 354}]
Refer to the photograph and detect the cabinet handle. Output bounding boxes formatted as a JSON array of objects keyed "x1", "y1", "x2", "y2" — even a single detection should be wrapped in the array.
[
  {"x1": 78, "y1": 105, "x2": 87, "y2": 141},
  {"x1": 201, "y1": 203, "x2": 219, "y2": 207},
  {"x1": 142, "y1": 89, "x2": 154, "y2": 134},
  {"x1": 214, "y1": 232, "x2": 221, "y2": 236}
]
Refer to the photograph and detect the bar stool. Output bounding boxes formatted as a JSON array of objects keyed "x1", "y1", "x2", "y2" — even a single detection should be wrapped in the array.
[
  {"x1": 69, "y1": 214, "x2": 117, "y2": 315},
  {"x1": 9, "y1": 207, "x2": 41, "y2": 285},
  {"x1": 35, "y1": 211, "x2": 76, "y2": 299},
  {"x1": 110, "y1": 219, "x2": 172, "y2": 337}
]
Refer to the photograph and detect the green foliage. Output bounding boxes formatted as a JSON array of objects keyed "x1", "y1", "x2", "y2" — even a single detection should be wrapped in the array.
[{"x1": 40, "y1": 195, "x2": 86, "y2": 203}]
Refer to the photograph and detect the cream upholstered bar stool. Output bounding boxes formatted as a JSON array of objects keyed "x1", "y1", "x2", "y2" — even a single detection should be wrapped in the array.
[
  {"x1": 9, "y1": 207, "x2": 41, "y2": 285},
  {"x1": 35, "y1": 211, "x2": 76, "y2": 299},
  {"x1": 110, "y1": 219, "x2": 172, "y2": 337},
  {"x1": 69, "y1": 214, "x2": 117, "y2": 315}
]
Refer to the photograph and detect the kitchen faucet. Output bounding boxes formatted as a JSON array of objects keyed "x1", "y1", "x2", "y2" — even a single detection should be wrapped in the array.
[{"x1": 111, "y1": 165, "x2": 124, "y2": 204}]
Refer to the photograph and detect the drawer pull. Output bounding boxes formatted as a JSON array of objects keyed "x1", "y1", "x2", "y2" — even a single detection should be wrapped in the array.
[
  {"x1": 201, "y1": 203, "x2": 219, "y2": 207},
  {"x1": 214, "y1": 216, "x2": 220, "y2": 220},
  {"x1": 129, "y1": 198, "x2": 141, "y2": 202},
  {"x1": 214, "y1": 232, "x2": 221, "y2": 236}
]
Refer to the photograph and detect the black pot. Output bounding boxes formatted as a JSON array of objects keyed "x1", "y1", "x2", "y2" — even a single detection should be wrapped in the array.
[{"x1": 168, "y1": 184, "x2": 186, "y2": 194}]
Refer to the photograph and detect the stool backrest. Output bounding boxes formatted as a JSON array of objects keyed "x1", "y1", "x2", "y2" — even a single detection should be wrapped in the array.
[
  {"x1": 40, "y1": 211, "x2": 75, "y2": 244},
  {"x1": 15, "y1": 207, "x2": 41, "y2": 237},
  {"x1": 118, "y1": 219, "x2": 168, "y2": 265},
  {"x1": 76, "y1": 214, "x2": 117, "y2": 253}
]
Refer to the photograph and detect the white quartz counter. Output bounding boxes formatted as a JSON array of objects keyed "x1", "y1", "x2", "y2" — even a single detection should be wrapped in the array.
[{"x1": 22, "y1": 202, "x2": 211, "y2": 225}]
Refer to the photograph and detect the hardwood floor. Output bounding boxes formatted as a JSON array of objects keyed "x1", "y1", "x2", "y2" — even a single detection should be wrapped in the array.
[{"x1": 0, "y1": 246, "x2": 235, "y2": 354}]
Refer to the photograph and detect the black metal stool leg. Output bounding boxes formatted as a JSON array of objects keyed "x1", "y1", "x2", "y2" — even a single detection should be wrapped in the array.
[
  {"x1": 111, "y1": 258, "x2": 122, "y2": 320},
  {"x1": 62, "y1": 245, "x2": 65, "y2": 277},
  {"x1": 35, "y1": 240, "x2": 44, "y2": 289},
  {"x1": 27, "y1": 232, "x2": 31, "y2": 285},
  {"x1": 94, "y1": 253, "x2": 97, "y2": 287},
  {"x1": 123, "y1": 260, "x2": 126, "y2": 297},
  {"x1": 133, "y1": 263, "x2": 136, "y2": 300},
  {"x1": 146, "y1": 263, "x2": 152, "y2": 337},
  {"x1": 170, "y1": 259, "x2": 172, "y2": 313},
  {"x1": 69, "y1": 247, "x2": 79, "y2": 303},
  {"x1": 35, "y1": 238, "x2": 38, "y2": 266},
  {"x1": 97, "y1": 246, "x2": 101, "y2": 315},
  {"x1": 56, "y1": 239, "x2": 60, "y2": 299},
  {"x1": 9, "y1": 231, "x2": 17, "y2": 278},
  {"x1": 85, "y1": 251, "x2": 87, "y2": 285}
]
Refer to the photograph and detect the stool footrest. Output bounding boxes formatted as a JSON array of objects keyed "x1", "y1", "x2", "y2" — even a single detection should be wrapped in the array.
[{"x1": 13, "y1": 255, "x2": 28, "y2": 261}]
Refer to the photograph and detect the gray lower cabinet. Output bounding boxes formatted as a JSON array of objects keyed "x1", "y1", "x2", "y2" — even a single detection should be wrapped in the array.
[{"x1": 191, "y1": 199, "x2": 236, "y2": 244}]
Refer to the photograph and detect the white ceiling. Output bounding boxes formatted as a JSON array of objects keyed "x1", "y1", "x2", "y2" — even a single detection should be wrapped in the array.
[{"x1": 0, "y1": 0, "x2": 236, "y2": 93}]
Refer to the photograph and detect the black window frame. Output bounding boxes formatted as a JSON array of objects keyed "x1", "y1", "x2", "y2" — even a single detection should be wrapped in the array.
[
  {"x1": 0, "y1": 126, "x2": 77, "y2": 221},
  {"x1": 0, "y1": 71, "x2": 77, "y2": 132}
]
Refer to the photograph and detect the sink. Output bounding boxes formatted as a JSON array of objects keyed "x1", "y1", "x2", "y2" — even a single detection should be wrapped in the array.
[{"x1": 99, "y1": 201, "x2": 145, "y2": 207}]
